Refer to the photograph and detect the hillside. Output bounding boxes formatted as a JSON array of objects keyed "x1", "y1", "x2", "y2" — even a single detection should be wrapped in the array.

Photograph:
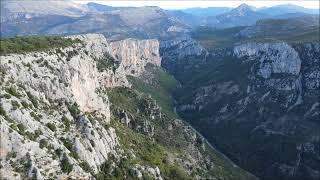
[
  {"x1": 0, "y1": 34, "x2": 255, "y2": 179},
  {"x1": 158, "y1": 11, "x2": 320, "y2": 179},
  {"x1": 1, "y1": 1, "x2": 319, "y2": 179},
  {"x1": 0, "y1": 1, "x2": 190, "y2": 40},
  {"x1": 191, "y1": 15, "x2": 319, "y2": 50}
]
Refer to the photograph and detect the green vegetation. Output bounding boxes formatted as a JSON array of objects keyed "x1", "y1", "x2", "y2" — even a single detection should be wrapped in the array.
[
  {"x1": 244, "y1": 17, "x2": 320, "y2": 44},
  {"x1": 66, "y1": 49, "x2": 79, "y2": 61},
  {"x1": 21, "y1": 100, "x2": 29, "y2": 109},
  {"x1": 192, "y1": 17, "x2": 319, "y2": 51},
  {"x1": 192, "y1": 26, "x2": 246, "y2": 49},
  {"x1": 11, "y1": 100, "x2": 20, "y2": 110},
  {"x1": 17, "y1": 123, "x2": 25, "y2": 132},
  {"x1": 60, "y1": 138, "x2": 79, "y2": 160},
  {"x1": 96, "y1": 53, "x2": 120, "y2": 72},
  {"x1": 95, "y1": 155, "x2": 134, "y2": 180},
  {"x1": 6, "y1": 151, "x2": 17, "y2": 160},
  {"x1": 60, "y1": 153, "x2": 73, "y2": 174},
  {"x1": 26, "y1": 92, "x2": 38, "y2": 108},
  {"x1": 107, "y1": 87, "x2": 151, "y2": 119},
  {"x1": 46, "y1": 123, "x2": 56, "y2": 132},
  {"x1": 97, "y1": 120, "x2": 190, "y2": 180},
  {"x1": 5, "y1": 86, "x2": 21, "y2": 98},
  {"x1": 2, "y1": 94, "x2": 11, "y2": 99},
  {"x1": 61, "y1": 115, "x2": 71, "y2": 131},
  {"x1": 0, "y1": 105, "x2": 6, "y2": 117},
  {"x1": 79, "y1": 161, "x2": 92, "y2": 173},
  {"x1": 68, "y1": 102, "x2": 80, "y2": 119},
  {"x1": 128, "y1": 64, "x2": 178, "y2": 118},
  {"x1": 174, "y1": 57, "x2": 252, "y2": 105},
  {"x1": 60, "y1": 138, "x2": 73, "y2": 151},
  {"x1": 0, "y1": 104, "x2": 14, "y2": 124},
  {"x1": 30, "y1": 111, "x2": 41, "y2": 121},
  {"x1": 39, "y1": 139, "x2": 48, "y2": 149},
  {"x1": 106, "y1": 63, "x2": 254, "y2": 179},
  {"x1": 0, "y1": 36, "x2": 82, "y2": 55}
]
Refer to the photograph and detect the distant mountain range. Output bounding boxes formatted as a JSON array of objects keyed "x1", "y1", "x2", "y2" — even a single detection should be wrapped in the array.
[
  {"x1": 1, "y1": 0, "x2": 319, "y2": 38},
  {"x1": 179, "y1": 3, "x2": 319, "y2": 17},
  {"x1": 181, "y1": 7, "x2": 232, "y2": 17},
  {"x1": 258, "y1": 4, "x2": 319, "y2": 15},
  {"x1": 170, "y1": 3, "x2": 318, "y2": 28},
  {"x1": 1, "y1": 0, "x2": 190, "y2": 39},
  {"x1": 204, "y1": 4, "x2": 271, "y2": 28}
]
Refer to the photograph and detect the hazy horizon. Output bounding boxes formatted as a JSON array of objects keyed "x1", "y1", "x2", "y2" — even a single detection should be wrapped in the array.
[{"x1": 74, "y1": 0, "x2": 320, "y2": 10}]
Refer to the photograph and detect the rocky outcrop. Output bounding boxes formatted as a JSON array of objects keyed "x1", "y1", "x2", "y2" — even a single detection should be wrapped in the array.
[
  {"x1": 160, "y1": 36, "x2": 208, "y2": 73},
  {"x1": 110, "y1": 38, "x2": 161, "y2": 76},
  {"x1": 0, "y1": 34, "x2": 123, "y2": 178},
  {"x1": 234, "y1": 42, "x2": 301, "y2": 78},
  {"x1": 0, "y1": 34, "x2": 164, "y2": 179},
  {"x1": 160, "y1": 36, "x2": 207, "y2": 60},
  {"x1": 174, "y1": 40, "x2": 320, "y2": 180}
]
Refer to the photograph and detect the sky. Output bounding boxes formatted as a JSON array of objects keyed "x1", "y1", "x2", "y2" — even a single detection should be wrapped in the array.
[{"x1": 74, "y1": 0, "x2": 320, "y2": 9}]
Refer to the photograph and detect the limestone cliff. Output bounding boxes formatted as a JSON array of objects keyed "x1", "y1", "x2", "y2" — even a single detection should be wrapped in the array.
[
  {"x1": 234, "y1": 42, "x2": 301, "y2": 78},
  {"x1": 160, "y1": 36, "x2": 208, "y2": 73},
  {"x1": 110, "y1": 38, "x2": 161, "y2": 76},
  {"x1": 0, "y1": 34, "x2": 119, "y2": 179},
  {"x1": 0, "y1": 34, "x2": 254, "y2": 179},
  {"x1": 173, "y1": 41, "x2": 320, "y2": 180},
  {"x1": 0, "y1": 34, "x2": 166, "y2": 179}
]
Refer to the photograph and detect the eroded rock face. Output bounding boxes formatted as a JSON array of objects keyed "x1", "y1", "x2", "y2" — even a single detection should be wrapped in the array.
[
  {"x1": 0, "y1": 33, "x2": 191, "y2": 179},
  {"x1": 110, "y1": 38, "x2": 161, "y2": 76},
  {"x1": 174, "y1": 41, "x2": 320, "y2": 180},
  {"x1": 160, "y1": 36, "x2": 208, "y2": 73},
  {"x1": 234, "y1": 42, "x2": 301, "y2": 78},
  {"x1": 160, "y1": 36, "x2": 207, "y2": 60}
]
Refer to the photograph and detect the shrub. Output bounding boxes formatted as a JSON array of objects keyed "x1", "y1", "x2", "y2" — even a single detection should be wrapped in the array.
[
  {"x1": 69, "y1": 151, "x2": 79, "y2": 160},
  {"x1": 167, "y1": 165, "x2": 190, "y2": 179},
  {"x1": 30, "y1": 111, "x2": 41, "y2": 121},
  {"x1": 34, "y1": 129, "x2": 42, "y2": 137},
  {"x1": 3, "y1": 94, "x2": 11, "y2": 99},
  {"x1": 96, "y1": 53, "x2": 120, "y2": 73},
  {"x1": 26, "y1": 92, "x2": 38, "y2": 108},
  {"x1": 60, "y1": 138, "x2": 73, "y2": 151},
  {"x1": 17, "y1": 123, "x2": 25, "y2": 132},
  {"x1": 0, "y1": 36, "x2": 82, "y2": 55},
  {"x1": 6, "y1": 87, "x2": 20, "y2": 97},
  {"x1": 21, "y1": 101, "x2": 29, "y2": 109},
  {"x1": 11, "y1": 100, "x2": 20, "y2": 110},
  {"x1": 0, "y1": 105, "x2": 6, "y2": 116},
  {"x1": 6, "y1": 151, "x2": 17, "y2": 160},
  {"x1": 10, "y1": 124, "x2": 18, "y2": 131},
  {"x1": 68, "y1": 103, "x2": 80, "y2": 119},
  {"x1": 24, "y1": 131, "x2": 38, "y2": 141},
  {"x1": 61, "y1": 115, "x2": 71, "y2": 131},
  {"x1": 60, "y1": 153, "x2": 73, "y2": 174},
  {"x1": 66, "y1": 49, "x2": 78, "y2": 61},
  {"x1": 39, "y1": 139, "x2": 48, "y2": 149},
  {"x1": 79, "y1": 161, "x2": 91, "y2": 172},
  {"x1": 46, "y1": 123, "x2": 56, "y2": 132}
]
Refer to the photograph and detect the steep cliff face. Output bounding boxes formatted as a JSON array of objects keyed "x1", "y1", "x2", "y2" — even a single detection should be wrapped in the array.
[
  {"x1": 0, "y1": 34, "x2": 120, "y2": 179},
  {"x1": 173, "y1": 41, "x2": 320, "y2": 180},
  {"x1": 160, "y1": 36, "x2": 208, "y2": 73},
  {"x1": 234, "y1": 42, "x2": 301, "y2": 78},
  {"x1": 110, "y1": 38, "x2": 161, "y2": 76},
  {"x1": 0, "y1": 34, "x2": 255, "y2": 179}
]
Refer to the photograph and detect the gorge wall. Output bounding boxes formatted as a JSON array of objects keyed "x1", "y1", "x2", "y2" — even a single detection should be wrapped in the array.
[
  {"x1": 171, "y1": 41, "x2": 320, "y2": 180},
  {"x1": 0, "y1": 34, "x2": 254, "y2": 179}
]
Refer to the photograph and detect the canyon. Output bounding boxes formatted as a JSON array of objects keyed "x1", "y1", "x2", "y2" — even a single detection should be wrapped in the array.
[{"x1": 0, "y1": 1, "x2": 319, "y2": 180}]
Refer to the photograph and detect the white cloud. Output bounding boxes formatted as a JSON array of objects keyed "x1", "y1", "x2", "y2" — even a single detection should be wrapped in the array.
[{"x1": 74, "y1": 0, "x2": 319, "y2": 9}]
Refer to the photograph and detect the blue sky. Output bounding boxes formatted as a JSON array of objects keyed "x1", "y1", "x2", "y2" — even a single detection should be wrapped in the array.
[{"x1": 74, "y1": 1, "x2": 320, "y2": 9}]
